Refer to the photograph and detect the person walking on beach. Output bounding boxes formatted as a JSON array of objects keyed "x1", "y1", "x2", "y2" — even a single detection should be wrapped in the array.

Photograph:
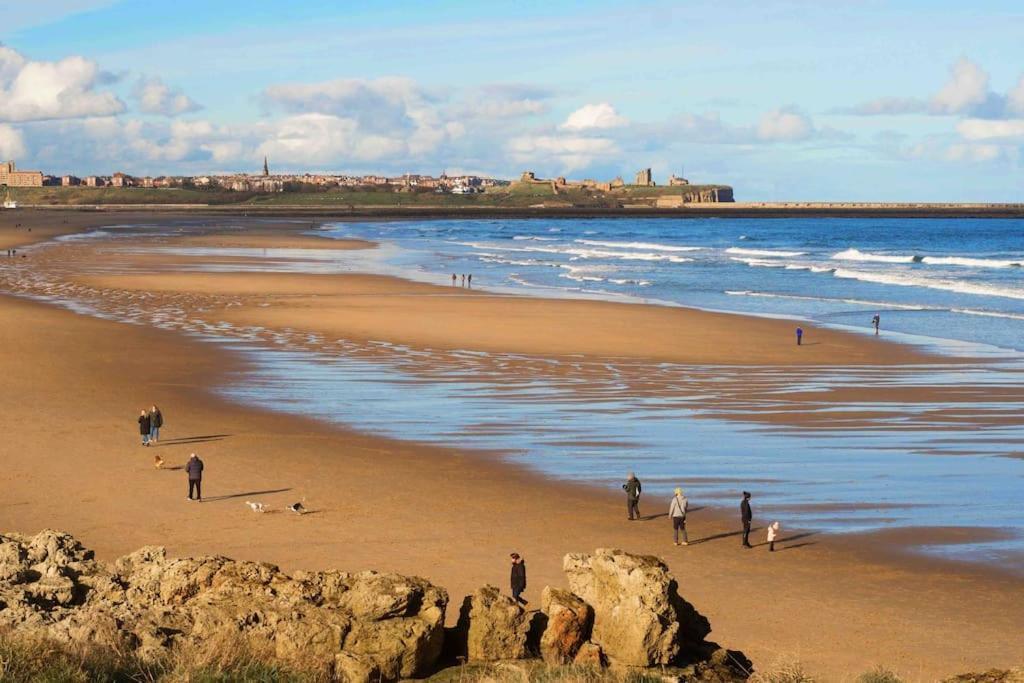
[
  {"x1": 452, "y1": 273, "x2": 457, "y2": 286},
  {"x1": 669, "y1": 487, "x2": 689, "y2": 546},
  {"x1": 149, "y1": 405, "x2": 163, "y2": 444},
  {"x1": 741, "y1": 491, "x2": 753, "y2": 548},
  {"x1": 795, "y1": 327, "x2": 804, "y2": 346},
  {"x1": 623, "y1": 472, "x2": 642, "y2": 520},
  {"x1": 467, "y1": 273, "x2": 473, "y2": 288},
  {"x1": 461, "y1": 274, "x2": 466, "y2": 287},
  {"x1": 872, "y1": 314, "x2": 880, "y2": 336},
  {"x1": 510, "y1": 552, "x2": 527, "y2": 605},
  {"x1": 138, "y1": 409, "x2": 152, "y2": 446},
  {"x1": 186, "y1": 453, "x2": 204, "y2": 502},
  {"x1": 767, "y1": 521, "x2": 780, "y2": 552}
]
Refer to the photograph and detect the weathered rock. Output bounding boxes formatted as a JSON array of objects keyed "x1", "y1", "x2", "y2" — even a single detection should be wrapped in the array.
[
  {"x1": 0, "y1": 530, "x2": 448, "y2": 682},
  {"x1": 563, "y1": 548, "x2": 711, "y2": 667},
  {"x1": 539, "y1": 586, "x2": 592, "y2": 664},
  {"x1": 572, "y1": 641, "x2": 606, "y2": 668},
  {"x1": 457, "y1": 585, "x2": 532, "y2": 661}
]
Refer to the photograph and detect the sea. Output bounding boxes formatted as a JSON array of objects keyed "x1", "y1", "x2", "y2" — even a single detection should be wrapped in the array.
[{"x1": 8, "y1": 216, "x2": 1024, "y2": 570}]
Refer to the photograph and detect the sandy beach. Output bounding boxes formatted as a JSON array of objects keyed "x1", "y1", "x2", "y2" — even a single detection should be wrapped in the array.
[{"x1": 1, "y1": 213, "x2": 1023, "y2": 680}]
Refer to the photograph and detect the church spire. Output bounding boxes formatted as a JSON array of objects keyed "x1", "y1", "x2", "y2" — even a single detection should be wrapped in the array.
[{"x1": 262, "y1": 156, "x2": 269, "y2": 177}]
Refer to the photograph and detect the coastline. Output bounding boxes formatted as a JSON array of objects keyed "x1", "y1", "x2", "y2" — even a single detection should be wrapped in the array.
[
  {"x1": 2, "y1": 213, "x2": 1023, "y2": 680},
  {"x1": 8, "y1": 202, "x2": 1024, "y2": 218}
]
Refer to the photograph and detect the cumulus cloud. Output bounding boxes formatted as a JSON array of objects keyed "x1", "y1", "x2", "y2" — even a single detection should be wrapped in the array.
[
  {"x1": 560, "y1": 103, "x2": 628, "y2": 131},
  {"x1": 0, "y1": 45, "x2": 124, "y2": 122},
  {"x1": 1008, "y1": 76, "x2": 1024, "y2": 115},
  {"x1": 833, "y1": 97, "x2": 926, "y2": 116},
  {"x1": 0, "y1": 123, "x2": 26, "y2": 158},
  {"x1": 956, "y1": 118, "x2": 1024, "y2": 141},
  {"x1": 756, "y1": 108, "x2": 814, "y2": 141},
  {"x1": 507, "y1": 134, "x2": 618, "y2": 172},
  {"x1": 929, "y1": 57, "x2": 990, "y2": 115},
  {"x1": 133, "y1": 77, "x2": 201, "y2": 116},
  {"x1": 459, "y1": 85, "x2": 553, "y2": 120}
]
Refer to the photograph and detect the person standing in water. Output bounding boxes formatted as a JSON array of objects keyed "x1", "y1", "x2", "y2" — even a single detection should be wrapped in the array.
[
  {"x1": 451, "y1": 273, "x2": 457, "y2": 286},
  {"x1": 669, "y1": 487, "x2": 689, "y2": 546},
  {"x1": 461, "y1": 274, "x2": 466, "y2": 287},
  {"x1": 138, "y1": 410, "x2": 152, "y2": 446},
  {"x1": 623, "y1": 472, "x2": 642, "y2": 520},
  {"x1": 468, "y1": 273, "x2": 473, "y2": 288},
  {"x1": 740, "y1": 491, "x2": 753, "y2": 548},
  {"x1": 872, "y1": 314, "x2": 880, "y2": 335},
  {"x1": 510, "y1": 553, "x2": 527, "y2": 605},
  {"x1": 795, "y1": 327, "x2": 804, "y2": 346},
  {"x1": 149, "y1": 405, "x2": 163, "y2": 444}
]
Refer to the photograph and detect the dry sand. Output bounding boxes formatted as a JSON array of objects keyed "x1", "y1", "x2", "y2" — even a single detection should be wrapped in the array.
[{"x1": 1, "y1": 213, "x2": 1022, "y2": 680}]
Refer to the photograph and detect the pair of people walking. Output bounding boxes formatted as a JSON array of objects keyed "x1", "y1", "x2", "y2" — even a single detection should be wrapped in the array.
[{"x1": 137, "y1": 405, "x2": 163, "y2": 446}]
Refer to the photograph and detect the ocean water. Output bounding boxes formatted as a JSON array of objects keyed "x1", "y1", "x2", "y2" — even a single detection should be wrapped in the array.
[
  {"x1": 317, "y1": 217, "x2": 1024, "y2": 353},
  {"x1": 6, "y1": 218, "x2": 1024, "y2": 569}
]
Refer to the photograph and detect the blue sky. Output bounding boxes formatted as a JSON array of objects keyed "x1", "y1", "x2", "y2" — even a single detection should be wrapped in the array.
[{"x1": 2, "y1": 0, "x2": 1023, "y2": 200}]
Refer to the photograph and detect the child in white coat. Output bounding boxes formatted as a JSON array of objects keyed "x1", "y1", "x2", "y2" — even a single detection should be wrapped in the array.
[{"x1": 767, "y1": 521, "x2": 780, "y2": 552}]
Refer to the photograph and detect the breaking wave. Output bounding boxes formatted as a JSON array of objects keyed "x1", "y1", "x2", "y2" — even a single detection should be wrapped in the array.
[
  {"x1": 575, "y1": 239, "x2": 702, "y2": 252},
  {"x1": 725, "y1": 247, "x2": 807, "y2": 257}
]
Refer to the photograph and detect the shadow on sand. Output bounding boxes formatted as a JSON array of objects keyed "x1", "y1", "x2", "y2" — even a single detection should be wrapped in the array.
[
  {"x1": 203, "y1": 488, "x2": 291, "y2": 503},
  {"x1": 157, "y1": 434, "x2": 231, "y2": 447}
]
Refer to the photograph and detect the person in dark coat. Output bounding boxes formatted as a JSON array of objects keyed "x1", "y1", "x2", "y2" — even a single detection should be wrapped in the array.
[
  {"x1": 149, "y1": 405, "x2": 163, "y2": 444},
  {"x1": 186, "y1": 453, "x2": 204, "y2": 502},
  {"x1": 795, "y1": 327, "x2": 804, "y2": 346},
  {"x1": 138, "y1": 409, "x2": 152, "y2": 446},
  {"x1": 741, "y1": 491, "x2": 753, "y2": 548},
  {"x1": 510, "y1": 553, "x2": 527, "y2": 605},
  {"x1": 623, "y1": 472, "x2": 642, "y2": 520}
]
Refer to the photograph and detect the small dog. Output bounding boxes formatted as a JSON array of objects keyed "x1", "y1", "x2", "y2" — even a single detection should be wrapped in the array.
[
  {"x1": 287, "y1": 502, "x2": 306, "y2": 515},
  {"x1": 245, "y1": 501, "x2": 266, "y2": 513},
  {"x1": 153, "y1": 455, "x2": 164, "y2": 469}
]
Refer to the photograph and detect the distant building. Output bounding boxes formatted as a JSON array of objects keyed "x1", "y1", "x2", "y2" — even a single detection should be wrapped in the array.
[
  {"x1": 0, "y1": 160, "x2": 44, "y2": 187},
  {"x1": 634, "y1": 168, "x2": 653, "y2": 186},
  {"x1": 83, "y1": 176, "x2": 107, "y2": 187},
  {"x1": 110, "y1": 172, "x2": 133, "y2": 188},
  {"x1": 62, "y1": 175, "x2": 81, "y2": 187},
  {"x1": 668, "y1": 174, "x2": 689, "y2": 186}
]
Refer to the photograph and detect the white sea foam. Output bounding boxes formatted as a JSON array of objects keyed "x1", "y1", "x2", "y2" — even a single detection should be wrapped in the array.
[
  {"x1": 730, "y1": 257, "x2": 788, "y2": 268},
  {"x1": 832, "y1": 248, "x2": 916, "y2": 263},
  {"x1": 575, "y1": 239, "x2": 702, "y2": 252},
  {"x1": 921, "y1": 255, "x2": 1023, "y2": 268},
  {"x1": 832, "y1": 268, "x2": 1024, "y2": 300},
  {"x1": 512, "y1": 235, "x2": 559, "y2": 241},
  {"x1": 725, "y1": 290, "x2": 930, "y2": 311},
  {"x1": 833, "y1": 248, "x2": 1022, "y2": 268},
  {"x1": 725, "y1": 247, "x2": 807, "y2": 257}
]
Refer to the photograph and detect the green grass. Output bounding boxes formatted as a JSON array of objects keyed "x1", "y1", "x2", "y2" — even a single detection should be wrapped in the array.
[{"x1": 5, "y1": 183, "x2": 732, "y2": 209}]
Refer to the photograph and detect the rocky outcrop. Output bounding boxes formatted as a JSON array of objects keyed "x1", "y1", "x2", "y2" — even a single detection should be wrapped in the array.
[
  {"x1": 563, "y1": 548, "x2": 711, "y2": 667},
  {"x1": 0, "y1": 530, "x2": 447, "y2": 682},
  {"x1": 0, "y1": 532, "x2": 749, "y2": 681},
  {"x1": 539, "y1": 586, "x2": 592, "y2": 664},
  {"x1": 456, "y1": 585, "x2": 533, "y2": 661}
]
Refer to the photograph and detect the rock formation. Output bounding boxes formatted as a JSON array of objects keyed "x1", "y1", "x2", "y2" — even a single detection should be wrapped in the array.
[
  {"x1": 456, "y1": 585, "x2": 534, "y2": 661},
  {"x1": 0, "y1": 532, "x2": 749, "y2": 681},
  {"x1": 0, "y1": 530, "x2": 446, "y2": 682},
  {"x1": 539, "y1": 586, "x2": 592, "y2": 664},
  {"x1": 562, "y1": 548, "x2": 724, "y2": 668}
]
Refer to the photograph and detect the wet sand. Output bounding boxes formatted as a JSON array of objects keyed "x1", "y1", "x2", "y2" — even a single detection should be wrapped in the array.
[{"x1": 1, "y1": 213, "x2": 1023, "y2": 679}]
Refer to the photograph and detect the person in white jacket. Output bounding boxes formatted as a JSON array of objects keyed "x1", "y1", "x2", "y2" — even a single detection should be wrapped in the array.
[
  {"x1": 767, "y1": 521, "x2": 781, "y2": 552},
  {"x1": 669, "y1": 487, "x2": 689, "y2": 546}
]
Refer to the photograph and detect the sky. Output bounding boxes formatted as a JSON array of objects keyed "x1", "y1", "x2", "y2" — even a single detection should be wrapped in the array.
[{"x1": 1, "y1": 0, "x2": 1023, "y2": 200}]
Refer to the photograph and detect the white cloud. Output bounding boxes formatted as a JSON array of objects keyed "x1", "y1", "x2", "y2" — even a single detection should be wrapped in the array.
[
  {"x1": 560, "y1": 103, "x2": 628, "y2": 131},
  {"x1": 1008, "y1": 76, "x2": 1024, "y2": 115},
  {"x1": 507, "y1": 134, "x2": 617, "y2": 172},
  {"x1": 941, "y1": 142, "x2": 1012, "y2": 163},
  {"x1": 956, "y1": 118, "x2": 1024, "y2": 141},
  {"x1": 756, "y1": 108, "x2": 814, "y2": 141},
  {"x1": 0, "y1": 124, "x2": 26, "y2": 159},
  {"x1": 832, "y1": 97, "x2": 926, "y2": 116},
  {"x1": 0, "y1": 45, "x2": 124, "y2": 122},
  {"x1": 929, "y1": 57, "x2": 990, "y2": 115},
  {"x1": 133, "y1": 77, "x2": 201, "y2": 116},
  {"x1": 256, "y1": 113, "x2": 408, "y2": 165}
]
